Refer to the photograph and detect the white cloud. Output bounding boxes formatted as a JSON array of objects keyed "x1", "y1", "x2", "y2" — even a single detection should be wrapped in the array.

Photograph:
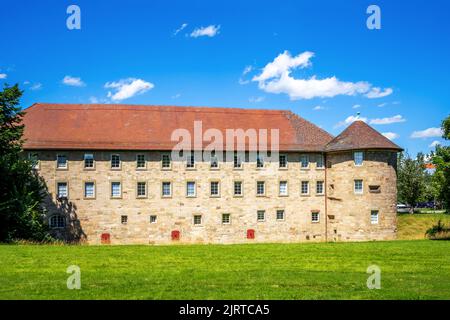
[
  {"x1": 239, "y1": 65, "x2": 254, "y2": 85},
  {"x1": 429, "y1": 140, "x2": 441, "y2": 148},
  {"x1": 252, "y1": 51, "x2": 393, "y2": 100},
  {"x1": 313, "y1": 105, "x2": 325, "y2": 110},
  {"x1": 335, "y1": 115, "x2": 368, "y2": 128},
  {"x1": 30, "y1": 83, "x2": 42, "y2": 91},
  {"x1": 377, "y1": 102, "x2": 387, "y2": 107},
  {"x1": 411, "y1": 127, "x2": 443, "y2": 139},
  {"x1": 249, "y1": 96, "x2": 265, "y2": 103},
  {"x1": 62, "y1": 75, "x2": 85, "y2": 87},
  {"x1": 369, "y1": 115, "x2": 406, "y2": 125},
  {"x1": 23, "y1": 81, "x2": 30, "y2": 85},
  {"x1": 352, "y1": 104, "x2": 361, "y2": 109},
  {"x1": 173, "y1": 23, "x2": 188, "y2": 36},
  {"x1": 190, "y1": 25, "x2": 220, "y2": 38},
  {"x1": 382, "y1": 132, "x2": 399, "y2": 140},
  {"x1": 0, "y1": 73, "x2": 7, "y2": 79},
  {"x1": 104, "y1": 78, "x2": 154, "y2": 101},
  {"x1": 365, "y1": 87, "x2": 393, "y2": 99},
  {"x1": 171, "y1": 93, "x2": 181, "y2": 99}
]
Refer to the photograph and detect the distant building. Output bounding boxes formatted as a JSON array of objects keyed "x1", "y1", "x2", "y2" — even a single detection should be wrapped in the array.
[{"x1": 22, "y1": 103, "x2": 402, "y2": 244}]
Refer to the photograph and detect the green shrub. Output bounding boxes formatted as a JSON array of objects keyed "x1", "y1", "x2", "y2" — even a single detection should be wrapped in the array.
[{"x1": 426, "y1": 220, "x2": 450, "y2": 240}]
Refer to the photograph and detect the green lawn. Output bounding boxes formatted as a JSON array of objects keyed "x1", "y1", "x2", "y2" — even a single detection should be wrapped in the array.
[
  {"x1": 398, "y1": 212, "x2": 450, "y2": 240},
  {"x1": 1, "y1": 240, "x2": 449, "y2": 299}
]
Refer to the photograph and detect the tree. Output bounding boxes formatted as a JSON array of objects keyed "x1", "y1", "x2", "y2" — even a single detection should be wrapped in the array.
[
  {"x1": 0, "y1": 84, "x2": 50, "y2": 242},
  {"x1": 432, "y1": 114, "x2": 450, "y2": 212},
  {"x1": 397, "y1": 152, "x2": 427, "y2": 213}
]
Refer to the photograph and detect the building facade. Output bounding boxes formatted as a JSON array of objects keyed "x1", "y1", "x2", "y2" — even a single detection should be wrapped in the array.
[{"x1": 23, "y1": 103, "x2": 402, "y2": 244}]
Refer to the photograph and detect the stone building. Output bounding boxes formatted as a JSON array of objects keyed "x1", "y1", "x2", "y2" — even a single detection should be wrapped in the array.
[{"x1": 22, "y1": 103, "x2": 402, "y2": 244}]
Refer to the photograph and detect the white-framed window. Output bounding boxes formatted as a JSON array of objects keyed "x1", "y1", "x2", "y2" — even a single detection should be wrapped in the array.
[
  {"x1": 300, "y1": 154, "x2": 309, "y2": 169},
  {"x1": 257, "y1": 210, "x2": 265, "y2": 222},
  {"x1": 317, "y1": 154, "x2": 325, "y2": 168},
  {"x1": 84, "y1": 153, "x2": 94, "y2": 169},
  {"x1": 276, "y1": 210, "x2": 285, "y2": 221},
  {"x1": 279, "y1": 181, "x2": 288, "y2": 196},
  {"x1": 28, "y1": 152, "x2": 39, "y2": 169},
  {"x1": 316, "y1": 181, "x2": 324, "y2": 195},
  {"x1": 311, "y1": 212, "x2": 320, "y2": 223},
  {"x1": 84, "y1": 182, "x2": 95, "y2": 198},
  {"x1": 137, "y1": 182, "x2": 147, "y2": 197},
  {"x1": 161, "y1": 153, "x2": 171, "y2": 169},
  {"x1": 150, "y1": 215, "x2": 157, "y2": 223},
  {"x1": 136, "y1": 154, "x2": 146, "y2": 169},
  {"x1": 111, "y1": 182, "x2": 122, "y2": 198},
  {"x1": 301, "y1": 181, "x2": 309, "y2": 195},
  {"x1": 279, "y1": 154, "x2": 288, "y2": 168},
  {"x1": 49, "y1": 215, "x2": 65, "y2": 228},
  {"x1": 234, "y1": 181, "x2": 243, "y2": 196},
  {"x1": 233, "y1": 152, "x2": 242, "y2": 169},
  {"x1": 354, "y1": 151, "x2": 364, "y2": 166},
  {"x1": 162, "y1": 182, "x2": 172, "y2": 197},
  {"x1": 371, "y1": 210, "x2": 379, "y2": 224},
  {"x1": 56, "y1": 154, "x2": 67, "y2": 169},
  {"x1": 210, "y1": 181, "x2": 220, "y2": 196},
  {"x1": 256, "y1": 153, "x2": 264, "y2": 168},
  {"x1": 186, "y1": 181, "x2": 196, "y2": 197},
  {"x1": 186, "y1": 152, "x2": 195, "y2": 169},
  {"x1": 354, "y1": 179, "x2": 363, "y2": 194},
  {"x1": 57, "y1": 182, "x2": 68, "y2": 199},
  {"x1": 121, "y1": 215, "x2": 128, "y2": 225},
  {"x1": 210, "y1": 151, "x2": 219, "y2": 169},
  {"x1": 256, "y1": 181, "x2": 265, "y2": 196},
  {"x1": 193, "y1": 215, "x2": 202, "y2": 225},
  {"x1": 111, "y1": 154, "x2": 121, "y2": 169},
  {"x1": 222, "y1": 213, "x2": 231, "y2": 224}
]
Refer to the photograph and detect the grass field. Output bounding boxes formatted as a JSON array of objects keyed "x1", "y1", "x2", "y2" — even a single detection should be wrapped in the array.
[
  {"x1": 397, "y1": 212, "x2": 450, "y2": 240},
  {"x1": 1, "y1": 239, "x2": 449, "y2": 300}
]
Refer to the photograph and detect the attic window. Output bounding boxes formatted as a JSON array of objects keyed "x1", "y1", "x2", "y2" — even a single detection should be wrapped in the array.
[{"x1": 369, "y1": 185, "x2": 381, "y2": 193}]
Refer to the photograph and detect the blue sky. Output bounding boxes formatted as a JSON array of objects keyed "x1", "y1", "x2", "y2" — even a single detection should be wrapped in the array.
[{"x1": 1, "y1": 0, "x2": 449, "y2": 155}]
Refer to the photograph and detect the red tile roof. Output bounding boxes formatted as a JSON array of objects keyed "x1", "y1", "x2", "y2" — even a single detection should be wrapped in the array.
[
  {"x1": 22, "y1": 103, "x2": 334, "y2": 151},
  {"x1": 324, "y1": 120, "x2": 403, "y2": 152}
]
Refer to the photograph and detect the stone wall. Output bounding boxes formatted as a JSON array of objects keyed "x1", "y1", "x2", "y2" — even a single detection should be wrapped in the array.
[{"x1": 31, "y1": 149, "x2": 397, "y2": 244}]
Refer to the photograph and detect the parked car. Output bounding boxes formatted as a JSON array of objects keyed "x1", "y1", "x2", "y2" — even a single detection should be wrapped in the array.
[{"x1": 397, "y1": 203, "x2": 411, "y2": 213}]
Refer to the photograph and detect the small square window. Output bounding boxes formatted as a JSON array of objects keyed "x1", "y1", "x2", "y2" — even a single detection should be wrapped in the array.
[
  {"x1": 279, "y1": 181, "x2": 288, "y2": 196},
  {"x1": 312, "y1": 212, "x2": 320, "y2": 223},
  {"x1": 256, "y1": 181, "x2": 265, "y2": 196},
  {"x1": 276, "y1": 210, "x2": 285, "y2": 221},
  {"x1": 222, "y1": 213, "x2": 231, "y2": 224},
  {"x1": 257, "y1": 210, "x2": 265, "y2": 222},
  {"x1": 234, "y1": 181, "x2": 243, "y2": 196},
  {"x1": 84, "y1": 153, "x2": 94, "y2": 168},
  {"x1": 210, "y1": 181, "x2": 220, "y2": 196},
  {"x1": 137, "y1": 182, "x2": 147, "y2": 197},
  {"x1": 50, "y1": 215, "x2": 65, "y2": 228},
  {"x1": 371, "y1": 210, "x2": 379, "y2": 224},
  {"x1": 354, "y1": 151, "x2": 364, "y2": 166},
  {"x1": 136, "y1": 154, "x2": 146, "y2": 168},
  {"x1": 29, "y1": 152, "x2": 39, "y2": 169},
  {"x1": 162, "y1": 153, "x2": 171, "y2": 169},
  {"x1": 369, "y1": 185, "x2": 381, "y2": 193},
  {"x1": 234, "y1": 152, "x2": 242, "y2": 169},
  {"x1": 162, "y1": 182, "x2": 172, "y2": 197},
  {"x1": 279, "y1": 154, "x2": 288, "y2": 168},
  {"x1": 186, "y1": 181, "x2": 196, "y2": 197},
  {"x1": 317, "y1": 154, "x2": 325, "y2": 168},
  {"x1": 193, "y1": 215, "x2": 202, "y2": 225},
  {"x1": 301, "y1": 181, "x2": 309, "y2": 195},
  {"x1": 316, "y1": 181, "x2": 324, "y2": 195},
  {"x1": 57, "y1": 182, "x2": 68, "y2": 199},
  {"x1": 186, "y1": 152, "x2": 195, "y2": 168},
  {"x1": 150, "y1": 215, "x2": 157, "y2": 223},
  {"x1": 84, "y1": 182, "x2": 95, "y2": 198},
  {"x1": 111, "y1": 182, "x2": 121, "y2": 198},
  {"x1": 111, "y1": 154, "x2": 121, "y2": 169},
  {"x1": 56, "y1": 154, "x2": 67, "y2": 169},
  {"x1": 354, "y1": 180, "x2": 363, "y2": 194},
  {"x1": 256, "y1": 153, "x2": 264, "y2": 168},
  {"x1": 300, "y1": 155, "x2": 309, "y2": 168},
  {"x1": 121, "y1": 215, "x2": 128, "y2": 225}
]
